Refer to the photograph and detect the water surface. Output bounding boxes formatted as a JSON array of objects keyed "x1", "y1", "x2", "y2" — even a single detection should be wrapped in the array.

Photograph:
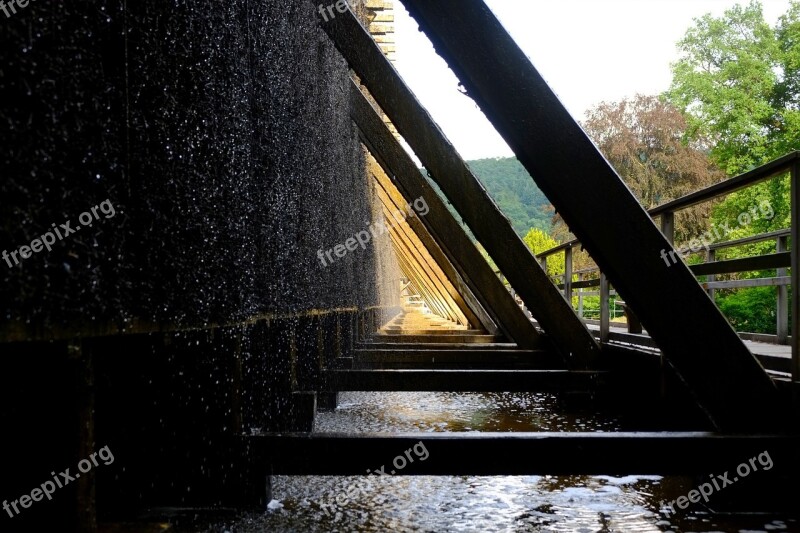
[{"x1": 178, "y1": 392, "x2": 797, "y2": 532}]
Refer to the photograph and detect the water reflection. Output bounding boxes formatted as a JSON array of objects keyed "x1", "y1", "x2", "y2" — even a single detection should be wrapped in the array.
[
  {"x1": 317, "y1": 391, "x2": 621, "y2": 433},
  {"x1": 179, "y1": 392, "x2": 798, "y2": 533}
]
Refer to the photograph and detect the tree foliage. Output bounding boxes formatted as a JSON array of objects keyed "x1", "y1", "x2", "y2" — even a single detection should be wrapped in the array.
[
  {"x1": 581, "y1": 94, "x2": 723, "y2": 240},
  {"x1": 425, "y1": 157, "x2": 553, "y2": 239},
  {"x1": 667, "y1": 1, "x2": 800, "y2": 175},
  {"x1": 467, "y1": 157, "x2": 551, "y2": 236},
  {"x1": 522, "y1": 228, "x2": 563, "y2": 279},
  {"x1": 666, "y1": 2, "x2": 796, "y2": 332},
  {"x1": 717, "y1": 286, "x2": 778, "y2": 333}
]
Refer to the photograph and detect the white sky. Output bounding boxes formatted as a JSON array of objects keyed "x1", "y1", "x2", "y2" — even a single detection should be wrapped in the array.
[{"x1": 393, "y1": 0, "x2": 794, "y2": 160}]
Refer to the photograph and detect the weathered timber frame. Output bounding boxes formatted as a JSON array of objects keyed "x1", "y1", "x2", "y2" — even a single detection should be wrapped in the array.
[
  {"x1": 374, "y1": 176, "x2": 474, "y2": 327},
  {"x1": 354, "y1": 84, "x2": 541, "y2": 348},
  {"x1": 400, "y1": 0, "x2": 782, "y2": 431},
  {"x1": 246, "y1": 432, "x2": 800, "y2": 475},
  {"x1": 370, "y1": 157, "x2": 498, "y2": 334},
  {"x1": 314, "y1": 6, "x2": 600, "y2": 367}
]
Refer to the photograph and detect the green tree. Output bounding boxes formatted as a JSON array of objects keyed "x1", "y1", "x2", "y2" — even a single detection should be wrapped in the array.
[
  {"x1": 666, "y1": 3, "x2": 798, "y2": 336},
  {"x1": 667, "y1": 1, "x2": 800, "y2": 175},
  {"x1": 582, "y1": 94, "x2": 724, "y2": 240},
  {"x1": 523, "y1": 228, "x2": 563, "y2": 280},
  {"x1": 717, "y1": 286, "x2": 778, "y2": 333}
]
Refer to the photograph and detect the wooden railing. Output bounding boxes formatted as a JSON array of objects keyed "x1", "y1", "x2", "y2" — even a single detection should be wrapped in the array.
[{"x1": 536, "y1": 151, "x2": 800, "y2": 380}]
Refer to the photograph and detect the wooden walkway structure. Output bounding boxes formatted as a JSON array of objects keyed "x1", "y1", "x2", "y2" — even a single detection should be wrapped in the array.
[
  {"x1": 237, "y1": 0, "x2": 800, "y2": 510},
  {"x1": 13, "y1": 2, "x2": 800, "y2": 530}
]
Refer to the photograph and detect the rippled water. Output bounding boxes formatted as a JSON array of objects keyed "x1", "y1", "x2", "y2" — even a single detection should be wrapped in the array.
[{"x1": 177, "y1": 392, "x2": 798, "y2": 532}]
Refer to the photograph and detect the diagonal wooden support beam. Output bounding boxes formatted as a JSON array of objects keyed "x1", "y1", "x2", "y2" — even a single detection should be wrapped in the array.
[
  {"x1": 390, "y1": 238, "x2": 456, "y2": 323},
  {"x1": 341, "y1": 79, "x2": 598, "y2": 363},
  {"x1": 373, "y1": 162, "x2": 492, "y2": 331},
  {"x1": 372, "y1": 159, "x2": 497, "y2": 335},
  {"x1": 318, "y1": 5, "x2": 601, "y2": 366},
  {"x1": 400, "y1": 0, "x2": 782, "y2": 431},
  {"x1": 388, "y1": 231, "x2": 463, "y2": 324},
  {"x1": 358, "y1": 88, "x2": 538, "y2": 348}
]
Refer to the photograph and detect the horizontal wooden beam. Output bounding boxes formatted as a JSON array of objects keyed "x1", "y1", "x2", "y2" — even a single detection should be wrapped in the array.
[
  {"x1": 369, "y1": 334, "x2": 499, "y2": 344},
  {"x1": 353, "y1": 348, "x2": 557, "y2": 369},
  {"x1": 708, "y1": 228, "x2": 791, "y2": 251},
  {"x1": 701, "y1": 276, "x2": 791, "y2": 290},
  {"x1": 649, "y1": 152, "x2": 798, "y2": 216},
  {"x1": 690, "y1": 253, "x2": 790, "y2": 276},
  {"x1": 244, "y1": 432, "x2": 800, "y2": 475},
  {"x1": 354, "y1": 348, "x2": 543, "y2": 362},
  {"x1": 322, "y1": 369, "x2": 604, "y2": 392},
  {"x1": 352, "y1": 362, "x2": 556, "y2": 370},
  {"x1": 357, "y1": 341, "x2": 517, "y2": 351},
  {"x1": 379, "y1": 328, "x2": 485, "y2": 335}
]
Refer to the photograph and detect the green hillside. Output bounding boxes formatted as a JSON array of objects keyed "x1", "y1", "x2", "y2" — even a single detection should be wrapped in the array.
[
  {"x1": 467, "y1": 157, "x2": 552, "y2": 236},
  {"x1": 422, "y1": 157, "x2": 552, "y2": 238}
]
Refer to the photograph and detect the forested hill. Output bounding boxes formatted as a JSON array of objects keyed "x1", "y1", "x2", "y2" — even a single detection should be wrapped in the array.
[{"x1": 466, "y1": 157, "x2": 552, "y2": 236}]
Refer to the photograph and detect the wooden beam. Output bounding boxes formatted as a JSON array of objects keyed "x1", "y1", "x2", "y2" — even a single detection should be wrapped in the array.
[
  {"x1": 323, "y1": 369, "x2": 605, "y2": 392},
  {"x1": 352, "y1": 348, "x2": 559, "y2": 369},
  {"x1": 392, "y1": 244, "x2": 455, "y2": 322},
  {"x1": 688, "y1": 252, "x2": 790, "y2": 276},
  {"x1": 245, "y1": 432, "x2": 800, "y2": 475},
  {"x1": 792, "y1": 161, "x2": 800, "y2": 381},
  {"x1": 358, "y1": 341, "x2": 516, "y2": 351},
  {"x1": 369, "y1": 333, "x2": 499, "y2": 344},
  {"x1": 649, "y1": 152, "x2": 799, "y2": 216},
  {"x1": 387, "y1": 226, "x2": 464, "y2": 324},
  {"x1": 399, "y1": 0, "x2": 782, "y2": 431},
  {"x1": 318, "y1": 16, "x2": 600, "y2": 367},
  {"x1": 372, "y1": 162, "x2": 491, "y2": 330},
  {"x1": 352, "y1": 84, "x2": 538, "y2": 348},
  {"x1": 382, "y1": 204, "x2": 470, "y2": 326}
]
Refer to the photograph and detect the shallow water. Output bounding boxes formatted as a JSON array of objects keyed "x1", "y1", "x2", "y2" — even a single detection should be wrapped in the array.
[{"x1": 178, "y1": 392, "x2": 798, "y2": 532}]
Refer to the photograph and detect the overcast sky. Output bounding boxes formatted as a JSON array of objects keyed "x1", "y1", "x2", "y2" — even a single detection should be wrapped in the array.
[{"x1": 393, "y1": 0, "x2": 794, "y2": 160}]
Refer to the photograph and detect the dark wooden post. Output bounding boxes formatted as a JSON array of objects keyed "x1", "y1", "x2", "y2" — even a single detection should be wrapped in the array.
[
  {"x1": 777, "y1": 236, "x2": 789, "y2": 345},
  {"x1": 68, "y1": 340, "x2": 96, "y2": 533},
  {"x1": 563, "y1": 247, "x2": 573, "y2": 304},
  {"x1": 791, "y1": 162, "x2": 800, "y2": 382},
  {"x1": 318, "y1": 313, "x2": 340, "y2": 411},
  {"x1": 600, "y1": 274, "x2": 610, "y2": 343},
  {"x1": 660, "y1": 212, "x2": 675, "y2": 245},
  {"x1": 706, "y1": 248, "x2": 716, "y2": 300}
]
